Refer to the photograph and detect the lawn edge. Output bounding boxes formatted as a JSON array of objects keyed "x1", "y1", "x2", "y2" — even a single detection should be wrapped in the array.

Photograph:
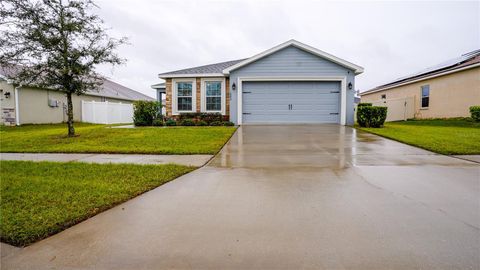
[
  {"x1": 0, "y1": 161, "x2": 197, "y2": 247},
  {"x1": 356, "y1": 127, "x2": 480, "y2": 155}
]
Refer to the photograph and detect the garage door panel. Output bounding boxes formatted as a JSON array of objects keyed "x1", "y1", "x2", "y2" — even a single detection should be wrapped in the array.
[{"x1": 242, "y1": 81, "x2": 340, "y2": 124}]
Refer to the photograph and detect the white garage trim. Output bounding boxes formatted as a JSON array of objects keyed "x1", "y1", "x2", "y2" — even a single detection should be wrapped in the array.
[{"x1": 237, "y1": 76, "x2": 347, "y2": 125}]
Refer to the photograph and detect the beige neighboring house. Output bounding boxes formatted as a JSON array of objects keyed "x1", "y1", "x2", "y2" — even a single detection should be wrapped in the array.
[
  {"x1": 0, "y1": 66, "x2": 153, "y2": 125},
  {"x1": 360, "y1": 50, "x2": 480, "y2": 121}
]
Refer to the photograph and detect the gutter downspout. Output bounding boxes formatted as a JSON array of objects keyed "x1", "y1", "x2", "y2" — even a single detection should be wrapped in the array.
[{"x1": 14, "y1": 85, "x2": 21, "y2": 125}]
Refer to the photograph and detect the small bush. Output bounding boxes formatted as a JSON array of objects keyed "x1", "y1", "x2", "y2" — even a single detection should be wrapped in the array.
[
  {"x1": 165, "y1": 119, "x2": 177, "y2": 126},
  {"x1": 470, "y1": 106, "x2": 480, "y2": 122},
  {"x1": 196, "y1": 120, "x2": 208, "y2": 126},
  {"x1": 178, "y1": 112, "x2": 223, "y2": 124},
  {"x1": 178, "y1": 113, "x2": 201, "y2": 121},
  {"x1": 201, "y1": 113, "x2": 223, "y2": 124},
  {"x1": 152, "y1": 119, "x2": 164, "y2": 126},
  {"x1": 133, "y1": 101, "x2": 161, "y2": 126},
  {"x1": 357, "y1": 103, "x2": 372, "y2": 107},
  {"x1": 210, "y1": 121, "x2": 223, "y2": 126},
  {"x1": 133, "y1": 119, "x2": 149, "y2": 126},
  {"x1": 223, "y1": 121, "x2": 234, "y2": 126},
  {"x1": 179, "y1": 119, "x2": 195, "y2": 126},
  {"x1": 357, "y1": 106, "x2": 388, "y2": 128}
]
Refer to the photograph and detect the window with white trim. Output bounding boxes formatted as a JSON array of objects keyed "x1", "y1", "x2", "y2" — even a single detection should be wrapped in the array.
[
  {"x1": 205, "y1": 81, "x2": 222, "y2": 111},
  {"x1": 421, "y1": 85, "x2": 429, "y2": 108},
  {"x1": 177, "y1": 82, "x2": 193, "y2": 111}
]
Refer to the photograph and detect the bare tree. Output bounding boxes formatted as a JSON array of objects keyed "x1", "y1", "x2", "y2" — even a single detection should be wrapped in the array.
[{"x1": 0, "y1": 0, "x2": 126, "y2": 136}]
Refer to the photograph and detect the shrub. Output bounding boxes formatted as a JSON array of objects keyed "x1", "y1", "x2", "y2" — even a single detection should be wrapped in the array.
[
  {"x1": 178, "y1": 112, "x2": 223, "y2": 124},
  {"x1": 209, "y1": 121, "x2": 223, "y2": 126},
  {"x1": 357, "y1": 103, "x2": 372, "y2": 107},
  {"x1": 179, "y1": 119, "x2": 195, "y2": 126},
  {"x1": 133, "y1": 101, "x2": 161, "y2": 126},
  {"x1": 470, "y1": 106, "x2": 480, "y2": 122},
  {"x1": 152, "y1": 119, "x2": 164, "y2": 126},
  {"x1": 165, "y1": 119, "x2": 177, "y2": 126},
  {"x1": 178, "y1": 113, "x2": 201, "y2": 121},
  {"x1": 223, "y1": 121, "x2": 234, "y2": 126},
  {"x1": 196, "y1": 120, "x2": 208, "y2": 126},
  {"x1": 357, "y1": 106, "x2": 388, "y2": 128},
  {"x1": 201, "y1": 113, "x2": 223, "y2": 124}
]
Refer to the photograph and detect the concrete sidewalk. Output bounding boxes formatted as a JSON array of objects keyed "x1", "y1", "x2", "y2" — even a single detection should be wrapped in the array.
[
  {"x1": 0, "y1": 153, "x2": 212, "y2": 167},
  {"x1": 2, "y1": 125, "x2": 479, "y2": 270}
]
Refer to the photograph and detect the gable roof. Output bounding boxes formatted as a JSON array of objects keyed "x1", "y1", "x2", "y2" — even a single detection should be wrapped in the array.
[
  {"x1": 0, "y1": 65, "x2": 154, "y2": 101},
  {"x1": 158, "y1": 40, "x2": 364, "y2": 78},
  {"x1": 360, "y1": 50, "x2": 480, "y2": 95},
  {"x1": 223, "y1": 39, "x2": 364, "y2": 75},
  {"x1": 151, "y1": 82, "x2": 165, "y2": 89},
  {"x1": 158, "y1": 59, "x2": 246, "y2": 78}
]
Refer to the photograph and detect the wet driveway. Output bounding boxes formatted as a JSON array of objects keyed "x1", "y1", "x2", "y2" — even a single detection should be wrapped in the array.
[{"x1": 3, "y1": 125, "x2": 480, "y2": 269}]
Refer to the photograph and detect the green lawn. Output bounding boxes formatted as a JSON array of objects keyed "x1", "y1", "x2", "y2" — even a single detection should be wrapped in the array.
[
  {"x1": 359, "y1": 119, "x2": 480, "y2": 155},
  {"x1": 0, "y1": 123, "x2": 236, "y2": 154},
  {"x1": 0, "y1": 160, "x2": 195, "y2": 246}
]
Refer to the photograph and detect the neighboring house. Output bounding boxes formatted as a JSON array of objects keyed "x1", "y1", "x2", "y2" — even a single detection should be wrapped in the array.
[
  {"x1": 158, "y1": 40, "x2": 364, "y2": 125},
  {"x1": 0, "y1": 66, "x2": 154, "y2": 125},
  {"x1": 360, "y1": 50, "x2": 480, "y2": 120}
]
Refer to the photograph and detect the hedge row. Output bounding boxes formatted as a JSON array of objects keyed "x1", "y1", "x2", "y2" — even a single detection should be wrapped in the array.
[
  {"x1": 357, "y1": 103, "x2": 387, "y2": 128},
  {"x1": 470, "y1": 106, "x2": 480, "y2": 122}
]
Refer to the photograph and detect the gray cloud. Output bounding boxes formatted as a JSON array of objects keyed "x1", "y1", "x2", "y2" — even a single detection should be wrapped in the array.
[{"x1": 94, "y1": 0, "x2": 480, "y2": 97}]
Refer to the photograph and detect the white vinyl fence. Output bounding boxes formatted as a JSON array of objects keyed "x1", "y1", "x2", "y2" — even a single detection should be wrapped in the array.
[
  {"x1": 81, "y1": 100, "x2": 133, "y2": 124},
  {"x1": 371, "y1": 96, "x2": 415, "y2": 122}
]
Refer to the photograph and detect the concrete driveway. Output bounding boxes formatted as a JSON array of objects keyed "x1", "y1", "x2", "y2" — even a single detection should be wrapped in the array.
[{"x1": 3, "y1": 125, "x2": 479, "y2": 270}]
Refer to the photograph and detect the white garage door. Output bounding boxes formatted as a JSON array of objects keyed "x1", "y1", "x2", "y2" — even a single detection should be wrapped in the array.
[{"x1": 242, "y1": 81, "x2": 341, "y2": 124}]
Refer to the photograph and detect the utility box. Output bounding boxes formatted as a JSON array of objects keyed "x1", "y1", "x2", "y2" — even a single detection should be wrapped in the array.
[{"x1": 48, "y1": 99, "x2": 59, "y2": 107}]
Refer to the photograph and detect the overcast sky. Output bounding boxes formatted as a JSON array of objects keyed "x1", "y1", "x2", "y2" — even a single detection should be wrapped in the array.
[{"x1": 94, "y1": 0, "x2": 480, "y2": 98}]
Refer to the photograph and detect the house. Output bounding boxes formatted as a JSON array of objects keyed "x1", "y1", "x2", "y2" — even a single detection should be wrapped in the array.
[
  {"x1": 151, "y1": 82, "x2": 166, "y2": 115},
  {"x1": 0, "y1": 66, "x2": 154, "y2": 125},
  {"x1": 360, "y1": 50, "x2": 480, "y2": 120},
  {"x1": 158, "y1": 40, "x2": 364, "y2": 125}
]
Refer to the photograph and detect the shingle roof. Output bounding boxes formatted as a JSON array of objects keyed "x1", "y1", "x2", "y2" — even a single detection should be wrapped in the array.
[
  {"x1": 0, "y1": 65, "x2": 153, "y2": 101},
  {"x1": 98, "y1": 80, "x2": 153, "y2": 101},
  {"x1": 361, "y1": 50, "x2": 480, "y2": 95},
  {"x1": 158, "y1": 59, "x2": 247, "y2": 77}
]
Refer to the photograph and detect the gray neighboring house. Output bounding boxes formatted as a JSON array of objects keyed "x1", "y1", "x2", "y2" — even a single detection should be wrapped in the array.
[
  {"x1": 158, "y1": 39, "x2": 364, "y2": 125},
  {"x1": 0, "y1": 66, "x2": 154, "y2": 125}
]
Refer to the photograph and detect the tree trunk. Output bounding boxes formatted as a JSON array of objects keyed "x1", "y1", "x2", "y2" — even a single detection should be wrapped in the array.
[{"x1": 66, "y1": 92, "x2": 75, "y2": 136}]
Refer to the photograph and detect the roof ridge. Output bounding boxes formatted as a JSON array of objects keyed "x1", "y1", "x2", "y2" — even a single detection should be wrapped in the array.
[
  {"x1": 159, "y1": 58, "x2": 247, "y2": 76},
  {"x1": 362, "y1": 49, "x2": 480, "y2": 94}
]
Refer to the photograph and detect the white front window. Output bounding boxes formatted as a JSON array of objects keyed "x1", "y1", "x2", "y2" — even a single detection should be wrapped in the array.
[
  {"x1": 177, "y1": 82, "x2": 193, "y2": 111},
  {"x1": 206, "y1": 81, "x2": 222, "y2": 111},
  {"x1": 172, "y1": 78, "x2": 196, "y2": 115},
  {"x1": 201, "y1": 78, "x2": 226, "y2": 114}
]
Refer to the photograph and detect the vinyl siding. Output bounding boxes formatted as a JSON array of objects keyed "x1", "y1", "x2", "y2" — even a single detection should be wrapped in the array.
[
  {"x1": 0, "y1": 84, "x2": 134, "y2": 124},
  {"x1": 229, "y1": 45, "x2": 356, "y2": 125},
  {"x1": 360, "y1": 67, "x2": 480, "y2": 119}
]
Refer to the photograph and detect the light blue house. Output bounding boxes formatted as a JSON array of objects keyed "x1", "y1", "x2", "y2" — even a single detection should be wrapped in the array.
[{"x1": 158, "y1": 40, "x2": 363, "y2": 125}]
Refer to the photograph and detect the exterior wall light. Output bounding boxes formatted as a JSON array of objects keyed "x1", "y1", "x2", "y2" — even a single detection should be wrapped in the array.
[
  {"x1": 232, "y1": 83, "x2": 236, "y2": 91},
  {"x1": 348, "y1": 82, "x2": 353, "y2": 90},
  {"x1": 4, "y1": 91, "x2": 11, "y2": 98}
]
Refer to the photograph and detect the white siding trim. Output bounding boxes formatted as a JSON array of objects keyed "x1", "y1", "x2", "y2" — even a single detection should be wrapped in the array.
[
  {"x1": 224, "y1": 40, "x2": 363, "y2": 75},
  {"x1": 236, "y1": 76, "x2": 347, "y2": 125},
  {"x1": 172, "y1": 78, "x2": 196, "y2": 115},
  {"x1": 200, "y1": 78, "x2": 226, "y2": 115}
]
